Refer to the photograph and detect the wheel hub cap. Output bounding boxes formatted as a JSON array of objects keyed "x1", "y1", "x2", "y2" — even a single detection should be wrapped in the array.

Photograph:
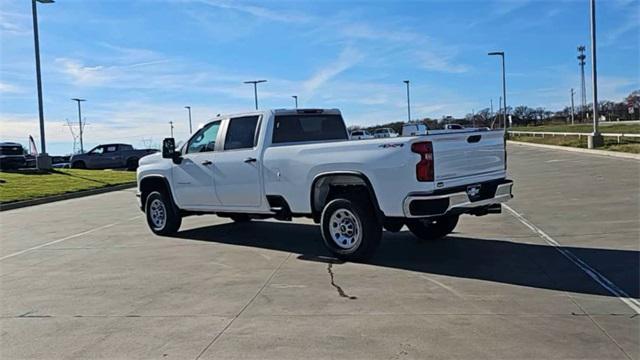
[
  {"x1": 149, "y1": 199, "x2": 166, "y2": 229},
  {"x1": 329, "y1": 209, "x2": 362, "y2": 250}
]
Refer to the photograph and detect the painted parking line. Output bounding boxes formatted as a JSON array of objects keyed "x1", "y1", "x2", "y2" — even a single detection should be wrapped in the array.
[
  {"x1": 504, "y1": 204, "x2": 640, "y2": 314},
  {"x1": 0, "y1": 215, "x2": 142, "y2": 261}
]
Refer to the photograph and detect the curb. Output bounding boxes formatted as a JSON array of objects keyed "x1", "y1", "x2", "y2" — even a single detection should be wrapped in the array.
[
  {"x1": 507, "y1": 140, "x2": 640, "y2": 160},
  {"x1": 0, "y1": 182, "x2": 136, "y2": 212}
]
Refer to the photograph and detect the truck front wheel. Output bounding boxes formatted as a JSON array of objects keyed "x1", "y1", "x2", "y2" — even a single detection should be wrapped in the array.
[
  {"x1": 145, "y1": 191, "x2": 182, "y2": 235},
  {"x1": 320, "y1": 198, "x2": 381, "y2": 262},
  {"x1": 407, "y1": 215, "x2": 459, "y2": 241}
]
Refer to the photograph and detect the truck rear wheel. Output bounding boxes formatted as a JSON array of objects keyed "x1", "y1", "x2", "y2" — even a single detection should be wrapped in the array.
[
  {"x1": 145, "y1": 191, "x2": 181, "y2": 235},
  {"x1": 126, "y1": 158, "x2": 139, "y2": 171},
  {"x1": 71, "y1": 161, "x2": 86, "y2": 169},
  {"x1": 407, "y1": 215, "x2": 459, "y2": 241},
  {"x1": 320, "y1": 198, "x2": 381, "y2": 262}
]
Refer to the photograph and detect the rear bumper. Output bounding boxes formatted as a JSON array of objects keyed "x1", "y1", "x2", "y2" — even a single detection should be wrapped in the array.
[{"x1": 403, "y1": 179, "x2": 513, "y2": 218}]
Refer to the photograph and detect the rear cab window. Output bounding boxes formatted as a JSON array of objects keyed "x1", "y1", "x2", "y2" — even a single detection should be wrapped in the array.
[
  {"x1": 272, "y1": 114, "x2": 348, "y2": 144},
  {"x1": 224, "y1": 115, "x2": 260, "y2": 150}
]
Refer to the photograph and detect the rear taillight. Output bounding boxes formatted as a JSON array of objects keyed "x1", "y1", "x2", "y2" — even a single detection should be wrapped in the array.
[{"x1": 411, "y1": 141, "x2": 434, "y2": 182}]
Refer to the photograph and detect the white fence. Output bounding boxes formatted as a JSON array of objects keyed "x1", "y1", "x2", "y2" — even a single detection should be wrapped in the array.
[{"x1": 508, "y1": 131, "x2": 640, "y2": 143}]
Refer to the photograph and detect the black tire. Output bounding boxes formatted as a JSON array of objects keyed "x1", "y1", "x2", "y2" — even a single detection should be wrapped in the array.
[
  {"x1": 320, "y1": 198, "x2": 382, "y2": 262},
  {"x1": 407, "y1": 215, "x2": 459, "y2": 241},
  {"x1": 230, "y1": 214, "x2": 251, "y2": 223},
  {"x1": 126, "y1": 158, "x2": 139, "y2": 171},
  {"x1": 71, "y1": 161, "x2": 86, "y2": 169},
  {"x1": 145, "y1": 191, "x2": 182, "y2": 235}
]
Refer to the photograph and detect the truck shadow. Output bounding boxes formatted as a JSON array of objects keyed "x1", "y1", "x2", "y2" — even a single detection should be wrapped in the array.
[{"x1": 172, "y1": 221, "x2": 639, "y2": 299}]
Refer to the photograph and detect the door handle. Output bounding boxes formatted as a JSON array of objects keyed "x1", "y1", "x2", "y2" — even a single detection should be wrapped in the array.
[
  {"x1": 244, "y1": 157, "x2": 257, "y2": 163},
  {"x1": 201, "y1": 160, "x2": 213, "y2": 166}
]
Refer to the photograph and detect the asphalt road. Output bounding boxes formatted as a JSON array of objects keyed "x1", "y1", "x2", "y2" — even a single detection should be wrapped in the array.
[{"x1": 1, "y1": 144, "x2": 638, "y2": 359}]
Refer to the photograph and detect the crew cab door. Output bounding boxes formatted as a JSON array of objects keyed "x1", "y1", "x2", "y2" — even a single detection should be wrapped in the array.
[
  {"x1": 212, "y1": 115, "x2": 262, "y2": 207},
  {"x1": 86, "y1": 145, "x2": 119, "y2": 168},
  {"x1": 172, "y1": 121, "x2": 222, "y2": 208}
]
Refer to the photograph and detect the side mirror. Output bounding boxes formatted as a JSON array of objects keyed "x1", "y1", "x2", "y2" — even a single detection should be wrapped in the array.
[{"x1": 162, "y1": 138, "x2": 176, "y2": 159}]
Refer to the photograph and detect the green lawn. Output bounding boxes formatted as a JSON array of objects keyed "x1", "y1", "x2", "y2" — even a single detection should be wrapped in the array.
[
  {"x1": 510, "y1": 123, "x2": 640, "y2": 134},
  {"x1": 0, "y1": 169, "x2": 136, "y2": 204},
  {"x1": 509, "y1": 135, "x2": 640, "y2": 154}
]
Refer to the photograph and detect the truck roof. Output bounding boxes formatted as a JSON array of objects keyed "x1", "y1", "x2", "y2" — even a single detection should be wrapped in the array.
[{"x1": 210, "y1": 108, "x2": 342, "y2": 121}]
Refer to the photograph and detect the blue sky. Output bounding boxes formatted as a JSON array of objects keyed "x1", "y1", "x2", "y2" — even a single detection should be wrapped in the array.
[{"x1": 1, "y1": 0, "x2": 638, "y2": 155}]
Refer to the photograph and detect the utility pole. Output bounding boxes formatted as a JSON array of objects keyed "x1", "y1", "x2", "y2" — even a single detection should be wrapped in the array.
[
  {"x1": 570, "y1": 88, "x2": 575, "y2": 125},
  {"x1": 577, "y1": 46, "x2": 587, "y2": 122},
  {"x1": 169, "y1": 121, "x2": 174, "y2": 138},
  {"x1": 490, "y1": 99, "x2": 494, "y2": 116},
  {"x1": 243, "y1": 80, "x2": 267, "y2": 110},
  {"x1": 403, "y1": 80, "x2": 411, "y2": 122},
  {"x1": 292, "y1": 95, "x2": 298, "y2": 109},
  {"x1": 71, "y1": 98, "x2": 86, "y2": 153},
  {"x1": 184, "y1": 106, "x2": 192, "y2": 134},
  {"x1": 588, "y1": 0, "x2": 603, "y2": 148},
  {"x1": 31, "y1": 0, "x2": 54, "y2": 169},
  {"x1": 488, "y1": 51, "x2": 508, "y2": 129}
]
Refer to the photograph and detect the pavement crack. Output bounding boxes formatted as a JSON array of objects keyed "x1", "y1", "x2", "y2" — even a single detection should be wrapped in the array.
[{"x1": 327, "y1": 263, "x2": 357, "y2": 300}]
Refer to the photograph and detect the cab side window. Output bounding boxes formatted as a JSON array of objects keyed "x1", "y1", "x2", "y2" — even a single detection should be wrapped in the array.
[
  {"x1": 89, "y1": 146, "x2": 104, "y2": 155},
  {"x1": 187, "y1": 121, "x2": 221, "y2": 154},
  {"x1": 224, "y1": 116, "x2": 260, "y2": 150}
]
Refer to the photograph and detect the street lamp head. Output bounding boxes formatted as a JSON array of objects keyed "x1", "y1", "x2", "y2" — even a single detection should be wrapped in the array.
[
  {"x1": 244, "y1": 80, "x2": 267, "y2": 84},
  {"x1": 292, "y1": 95, "x2": 297, "y2": 99},
  {"x1": 71, "y1": 98, "x2": 86, "y2": 102},
  {"x1": 184, "y1": 106, "x2": 190, "y2": 109},
  {"x1": 488, "y1": 51, "x2": 504, "y2": 56},
  {"x1": 403, "y1": 80, "x2": 410, "y2": 84},
  {"x1": 36, "y1": 0, "x2": 55, "y2": 3}
]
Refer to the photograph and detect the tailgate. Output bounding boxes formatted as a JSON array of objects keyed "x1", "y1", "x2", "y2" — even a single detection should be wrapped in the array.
[{"x1": 431, "y1": 130, "x2": 505, "y2": 181}]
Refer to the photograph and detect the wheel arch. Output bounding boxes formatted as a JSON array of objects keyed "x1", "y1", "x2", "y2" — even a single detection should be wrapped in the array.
[
  {"x1": 139, "y1": 176, "x2": 178, "y2": 210},
  {"x1": 310, "y1": 171, "x2": 383, "y2": 222}
]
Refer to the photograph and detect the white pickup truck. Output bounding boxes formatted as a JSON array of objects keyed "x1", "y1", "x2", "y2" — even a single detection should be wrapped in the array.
[{"x1": 137, "y1": 109, "x2": 513, "y2": 261}]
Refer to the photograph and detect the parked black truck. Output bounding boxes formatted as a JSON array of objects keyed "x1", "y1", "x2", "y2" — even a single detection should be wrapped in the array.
[{"x1": 70, "y1": 143, "x2": 158, "y2": 170}]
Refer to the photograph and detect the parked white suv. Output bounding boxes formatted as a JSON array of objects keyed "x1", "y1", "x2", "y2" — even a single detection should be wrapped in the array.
[
  {"x1": 137, "y1": 109, "x2": 513, "y2": 261},
  {"x1": 373, "y1": 128, "x2": 398, "y2": 138},
  {"x1": 349, "y1": 130, "x2": 373, "y2": 140}
]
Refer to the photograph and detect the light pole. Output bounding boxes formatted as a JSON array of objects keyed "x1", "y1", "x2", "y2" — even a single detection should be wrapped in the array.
[
  {"x1": 71, "y1": 98, "x2": 86, "y2": 153},
  {"x1": 403, "y1": 80, "x2": 411, "y2": 122},
  {"x1": 32, "y1": 0, "x2": 54, "y2": 169},
  {"x1": 588, "y1": 0, "x2": 603, "y2": 148},
  {"x1": 570, "y1": 88, "x2": 575, "y2": 125},
  {"x1": 292, "y1": 95, "x2": 298, "y2": 109},
  {"x1": 184, "y1": 106, "x2": 192, "y2": 134},
  {"x1": 488, "y1": 51, "x2": 507, "y2": 129},
  {"x1": 169, "y1": 121, "x2": 174, "y2": 138},
  {"x1": 243, "y1": 80, "x2": 267, "y2": 110}
]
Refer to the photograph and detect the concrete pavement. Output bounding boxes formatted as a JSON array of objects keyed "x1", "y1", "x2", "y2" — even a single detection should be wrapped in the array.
[{"x1": 1, "y1": 146, "x2": 638, "y2": 359}]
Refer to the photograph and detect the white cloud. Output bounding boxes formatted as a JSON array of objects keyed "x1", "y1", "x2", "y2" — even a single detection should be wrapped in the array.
[
  {"x1": 602, "y1": 10, "x2": 640, "y2": 46},
  {"x1": 0, "y1": 10, "x2": 30, "y2": 36},
  {"x1": 55, "y1": 58, "x2": 109, "y2": 86},
  {"x1": 192, "y1": 0, "x2": 311, "y2": 23},
  {"x1": 303, "y1": 47, "x2": 364, "y2": 94},
  {"x1": 0, "y1": 81, "x2": 23, "y2": 94},
  {"x1": 419, "y1": 52, "x2": 469, "y2": 74}
]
